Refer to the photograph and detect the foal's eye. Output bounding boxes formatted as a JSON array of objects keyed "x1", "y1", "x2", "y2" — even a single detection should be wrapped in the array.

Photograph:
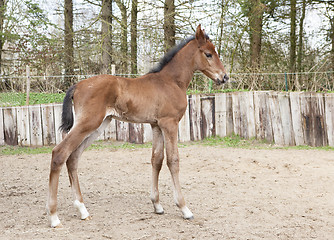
[{"x1": 205, "y1": 52, "x2": 212, "y2": 58}]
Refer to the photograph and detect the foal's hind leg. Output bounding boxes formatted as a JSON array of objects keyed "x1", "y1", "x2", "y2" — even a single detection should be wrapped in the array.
[
  {"x1": 150, "y1": 124, "x2": 165, "y2": 214},
  {"x1": 67, "y1": 116, "x2": 112, "y2": 221},
  {"x1": 47, "y1": 117, "x2": 105, "y2": 227},
  {"x1": 47, "y1": 128, "x2": 92, "y2": 227},
  {"x1": 159, "y1": 118, "x2": 194, "y2": 219}
]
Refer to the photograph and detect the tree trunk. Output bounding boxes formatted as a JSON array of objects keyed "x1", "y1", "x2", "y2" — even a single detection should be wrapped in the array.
[
  {"x1": 249, "y1": 0, "x2": 264, "y2": 70},
  {"x1": 64, "y1": 0, "x2": 74, "y2": 89},
  {"x1": 217, "y1": 0, "x2": 226, "y2": 57},
  {"x1": 115, "y1": 0, "x2": 127, "y2": 74},
  {"x1": 330, "y1": 16, "x2": 334, "y2": 72},
  {"x1": 289, "y1": 0, "x2": 298, "y2": 89},
  {"x1": 164, "y1": 0, "x2": 175, "y2": 52},
  {"x1": 131, "y1": 0, "x2": 138, "y2": 75},
  {"x1": 297, "y1": 0, "x2": 306, "y2": 73},
  {"x1": 0, "y1": 0, "x2": 5, "y2": 75},
  {"x1": 101, "y1": 0, "x2": 113, "y2": 74}
]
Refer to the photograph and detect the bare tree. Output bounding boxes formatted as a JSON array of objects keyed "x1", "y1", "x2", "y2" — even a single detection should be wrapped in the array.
[
  {"x1": 131, "y1": 0, "x2": 138, "y2": 74},
  {"x1": 297, "y1": 0, "x2": 307, "y2": 73},
  {"x1": 101, "y1": 0, "x2": 113, "y2": 74},
  {"x1": 164, "y1": 0, "x2": 175, "y2": 52},
  {"x1": 115, "y1": 0, "x2": 127, "y2": 73},
  {"x1": 64, "y1": 0, "x2": 74, "y2": 88},
  {"x1": 0, "y1": 0, "x2": 5, "y2": 74},
  {"x1": 249, "y1": 0, "x2": 265, "y2": 70}
]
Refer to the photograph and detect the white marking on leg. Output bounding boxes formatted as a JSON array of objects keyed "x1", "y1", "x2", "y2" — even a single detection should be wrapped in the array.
[
  {"x1": 49, "y1": 213, "x2": 61, "y2": 228},
  {"x1": 74, "y1": 200, "x2": 90, "y2": 219},
  {"x1": 181, "y1": 206, "x2": 194, "y2": 219}
]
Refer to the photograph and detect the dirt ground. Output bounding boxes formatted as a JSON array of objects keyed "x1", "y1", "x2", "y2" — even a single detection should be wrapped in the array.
[{"x1": 1, "y1": 145, "x2": 334, "y2": 240}]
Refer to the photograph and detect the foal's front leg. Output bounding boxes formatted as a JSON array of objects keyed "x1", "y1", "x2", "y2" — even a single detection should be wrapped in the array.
[{"x1": 160, "y1": 119, "x2": 194, "y2": 219}]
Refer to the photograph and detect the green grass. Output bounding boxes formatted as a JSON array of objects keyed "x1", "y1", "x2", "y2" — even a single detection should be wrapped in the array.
[
  {"x1": 1, "y1": 135, "x2": 333, "y2": 156},
  {"x1": 0, "y1": 92, "x2": 65, "y2": 107}
]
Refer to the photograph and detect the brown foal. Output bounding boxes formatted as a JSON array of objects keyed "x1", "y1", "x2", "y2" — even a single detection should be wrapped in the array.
[{"x1": 47, "y1": 25, "x2": 228, "y2": 227}]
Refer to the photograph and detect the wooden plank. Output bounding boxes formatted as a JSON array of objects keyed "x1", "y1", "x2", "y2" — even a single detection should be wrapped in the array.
[
  {"x1": 268, "y1": 92, "x2": 284, "y2": 145},
  {"x1": 105, "y1": 118, "x2": 117, "y2": 141},
  {"x1": 325, "y1": 93, "x2": 334, "y2": 147},
  {"x1": 225, "y1": 92, "x2": 234, "y2": 136},
  {"x1": 310, "y1": 92, "x2": 327, "y2": 147},
  {"x1": 29, "y1": 105, "x2": 43, "y2": 146},
  {"x1": 215, "y1": 93, "x2": 227, "y2": 137},
  {"x1": 0, "y1": 108, "x2": 4, "y2": 145},
  {"x1": 143, "y1": 123, "x2": 152, "y2": 143},
  {"x1": 3, "y1": 107, "x2": 18, "y2": 145},
  {"x1": 53, "y1": 104, "x2": 63, "y2": 144},
  {"x1": 116, "y1": 120, "x2": 129, "y2": 142},
  {"x1": 278, "y1": 92, "x2": 295, "y2": 146},
  {"x1": 232, "y1": 92, "x2": 241, "y2": 137},
  {"x1": 189, "y1": 95, "x2": 201, "y2": 141},
  {"x1": 178, "y1": 97, "x2": 190, "y2": 142},
  {"x1": 41, "y1": 104, "x2": 56, "y2": 145},
  {"x1": 16, "y1": 106, "x2": 30, "y2": 146},
  {"x1": 246, "y1": 92, "x2": 256, "y2": 139},
  {"x1": 201, "y1": 96, "x2": 215, "y2": 139},
  {"x1": 253, "y1": 91, "x2": 273, "y2": 143},
  {"x1": 299, "y1": 92, "x2": 312, "y2": 146},
  {"x1": 129, "y1": 123, "x2": 143, "y2": 144},
  {"x1": 290, "y1": 92, "x2": 305, "y2": 146},
  {"x1": 238, "y1": 92, "x2": 250, "y2": 139}
]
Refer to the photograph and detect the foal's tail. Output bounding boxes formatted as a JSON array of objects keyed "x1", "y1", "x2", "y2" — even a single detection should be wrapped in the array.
[{"x1": 59, "y1": 85, "x2": 76, "y2": 133}]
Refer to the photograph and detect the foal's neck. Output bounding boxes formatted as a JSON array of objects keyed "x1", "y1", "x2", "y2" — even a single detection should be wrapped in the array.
[{"x1": 160, "y1": 41, "x2": 197, "y2": 91}]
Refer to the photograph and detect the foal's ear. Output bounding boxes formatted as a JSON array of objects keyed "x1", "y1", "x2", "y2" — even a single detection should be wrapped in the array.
[{"x1": 195, "y1": 24, "x2": 206, "y2": 47}]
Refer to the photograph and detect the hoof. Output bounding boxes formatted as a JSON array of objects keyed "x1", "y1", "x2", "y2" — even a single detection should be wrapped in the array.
[
  {"x1": 184, "y1": 215, "x2": 194, "y2": 220},
  {"x1": 53, "y1": 223, "x2": 63, "y2": 228},
  {"x1": 155, "y1": 210, "x2": 164, "y2": 215},
  {"x1": 82, "y1": 215, "x2": 92, "y2": 221}
]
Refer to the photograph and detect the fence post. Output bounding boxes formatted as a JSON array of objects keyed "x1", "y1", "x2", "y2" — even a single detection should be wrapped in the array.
[
  {"x1": 111, "y1": 64, "x2": 116, "y2": 75},
  {"x1": 26, "y1": 65, "x2": 30, "y2": 105},
  {"x1": 284, "y1": 72, "x2": 288, "y2": 92}
]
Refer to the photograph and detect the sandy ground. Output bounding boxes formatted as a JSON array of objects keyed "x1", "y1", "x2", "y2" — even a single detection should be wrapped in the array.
[{"x1": 0, "y1": 145, "x2": 334, "y2": 240}]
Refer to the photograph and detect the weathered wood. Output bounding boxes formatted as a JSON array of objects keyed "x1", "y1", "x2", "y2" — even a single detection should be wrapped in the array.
[
  {"x1": 310, "y1": 92, "x2": 327, "y2": 147},
  {"x1": 53, "y1": 104, "x2": 63, "y2": 144},
  {"x1": 215, "y1": 93, "x2": 227, "y2": 137},
  {"x1": 104, "y1": 118, "x2": 117, "y2": 141},
  {"x1": 290, "y1": 92, "x2": 304, "y2": 146},
  {"x1": 189, "y1": 95, "x2": 201, "y2": 141},
  {"x1": 17, "y1": 106, "x2": 30, "y2": 146},
  {"x1": 29, "y1": 105, "x2": 43, "y2": 146},
  {"x1": 3, "y1": 107, "x2": 18, "y2": 145},
  {"x1": 225, "y1": 93, "x2": 234, "y2": 136},
  {"x1": 245, "y1": 92, "x2": 256, "y2": 139},
  {"x1": 129, "y1": 123, "x2": 143, "y2": 143},
  {"x1": 268, "y1": 93, "x2": 284, "y2": 145},
  {"x1": 232, "y1": 92, "x2": 241, "y2": 137},
  {"x1": 325, "y1": 93, "x2": 334, "y2": 147},
  {"x1": 178, "y1": 97, "x2": 190, "y2": 142},
  {"x1": 41, "y1": 104, "x2": 56, "y2": 145},
  {"x1": 116, "y1": 120, "x2": 129, "y2": 142},
  {"x1": 253, "y1": 91, "x2": 273, "y2": 143},
  {"x1": 278, "y1": 92, "x2": 295, "y2": 145},
  {"x1": 201, "y1": 96, "x2": 215, "y2": 139},
  {"x1": 239, "y1": 92, "x2": 249, "y2": 138},
  {"x1": 0, "y1": 108, "x2": 4, "y2": 145},
  {"x1": 143, "y1": 123, "x2": 152, "y2": 143}
]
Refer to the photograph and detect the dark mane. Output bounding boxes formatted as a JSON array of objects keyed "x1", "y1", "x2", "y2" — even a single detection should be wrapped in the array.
[{"x1": 149, "y1": 34, "x2": 209, "y2": 74}]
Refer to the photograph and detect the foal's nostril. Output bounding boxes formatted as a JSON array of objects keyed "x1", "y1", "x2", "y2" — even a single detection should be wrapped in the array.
[{"x1": 224, "y1": 74, "x2": 229, "y2": 81}]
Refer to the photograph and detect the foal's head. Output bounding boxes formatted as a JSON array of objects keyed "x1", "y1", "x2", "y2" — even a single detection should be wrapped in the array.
[{"x1": 193, "y1": 25, "x2": 229, "y2": 85}]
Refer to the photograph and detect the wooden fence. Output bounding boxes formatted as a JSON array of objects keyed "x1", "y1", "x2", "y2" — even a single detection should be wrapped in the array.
[{"x1": 1, "y1": 91, "x2": 334, "y2": 147}]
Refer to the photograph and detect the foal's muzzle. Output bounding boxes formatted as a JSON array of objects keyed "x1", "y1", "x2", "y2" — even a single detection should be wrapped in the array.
[{"x1": 217, "y1": 74, "x2": 229, "y2": 85}]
